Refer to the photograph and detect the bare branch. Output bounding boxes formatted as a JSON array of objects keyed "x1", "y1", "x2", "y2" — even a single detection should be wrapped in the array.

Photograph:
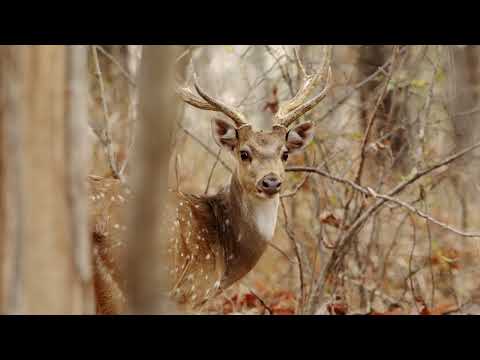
[
  {"x1": 287, "y1": 163, "x2": 480, "y2": 238},
  {"x1": 91, "y1": 45, "x2": 123, "y2": 182},
  {"x1": 354, "y1": 45, "x2": 400, "y2": 184},
  {"x1": 94, "y1": 45, "x2": 136, "y2": 87}
]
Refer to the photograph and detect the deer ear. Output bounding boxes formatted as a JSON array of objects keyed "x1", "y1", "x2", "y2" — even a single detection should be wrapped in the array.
[
  {"x1": 286, "y1": 121, "x2": 315, "y2": 152},
  {"x1": 212, "y1": 118, "x2": 238, "y2": 151}
]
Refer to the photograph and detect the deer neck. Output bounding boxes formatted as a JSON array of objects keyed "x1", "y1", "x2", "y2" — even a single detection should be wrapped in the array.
[
  {"x1": 215, "y1": 173, "x2": 279, "y2": 288},
  {"x1": 230, "y1": 174, "x2": 279, "y2": 241}
]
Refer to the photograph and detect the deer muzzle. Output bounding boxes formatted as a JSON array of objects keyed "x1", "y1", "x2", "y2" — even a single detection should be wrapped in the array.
[{"x1": 257, "y1": 173, "x2": 282, "y2": 196}]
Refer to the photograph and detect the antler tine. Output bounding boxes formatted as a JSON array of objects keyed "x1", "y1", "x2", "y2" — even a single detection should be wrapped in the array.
[
  {"x1": 175, "y1": 57, "x2": 217, "y2": 111},
  {"x1": 176, "y1": 85, "x2": 217, "y2": 111},
  {"x1": 175, "y1": 57, "x2": 247, "y2": 128},
  {"x1": 274, "y1": 45, "x2": 333, "y2": 128},
  {"x1": 192, "y1": 72, "x2": 248, "y2": 127}
]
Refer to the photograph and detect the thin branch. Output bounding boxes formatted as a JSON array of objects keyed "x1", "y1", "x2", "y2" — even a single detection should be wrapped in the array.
[
  {"x1": 355, "y1": 45, "x2": 400, "y2": 184},
  {"x1": 280, "y1": 198, "x2": 305, "y2": 314},
  {"x1": 316, "y1": 46, "x2": 408, "y2": 123},
  {"x1": 178, "y1": 122, "x2": 232, "y2": 173},
  {"x1": 280, "y1": 173, "x2": 310, "y2": 198},
  {"x1": 204, "y1": 148, "x2": 222, "y2": 195},
  {"x1": 265, "y1": 240, "x2": 298, "y2": 265},
  {"x1": 407, "y1": 214, "x2": 420, "y2": 313},
  {"x1": 287, "y1": 164, "x2": 480, "y2": 238},
  {"x1": 265, "y1": 45, "x2": 295, "y2": 97},
  {"x1": 298, "y1": 137, "x2": 480, "y2": 304},
  {"x1": 91, "y1": 45, "x2": 123, "y2": 182},
  {"x1": 367, "y1": 188, "x2": 480, "y2": 238},
  {"x1": 94, "y1": 45, "x2": 136, "y2": 87},
  {"x1": 242, "y1": 285, "x2": 273, "y2": 315}
]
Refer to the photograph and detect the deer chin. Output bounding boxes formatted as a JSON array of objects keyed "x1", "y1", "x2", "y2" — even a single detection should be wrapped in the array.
[{"x1": 255, "y1": 186, "x2": 281, "y2": 199}]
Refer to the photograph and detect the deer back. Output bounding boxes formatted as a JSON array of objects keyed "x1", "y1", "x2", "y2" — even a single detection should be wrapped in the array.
[{"x1": 88, "y1": 176, "x2": 130, "y2": 314}]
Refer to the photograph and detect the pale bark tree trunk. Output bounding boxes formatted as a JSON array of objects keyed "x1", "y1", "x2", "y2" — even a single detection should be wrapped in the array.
[
  {"x1": 448, "y1": 45, "x2": 480, "y2": 231},
  {"x1": 124, "y1": 45, "x2": 179, "y2": 314},
  {"x1": 0, "y1": 45, "x2": 94, "y2": 314},
  {"x1": 450, "y1": 45, "x2": 480, "y2": 162}
]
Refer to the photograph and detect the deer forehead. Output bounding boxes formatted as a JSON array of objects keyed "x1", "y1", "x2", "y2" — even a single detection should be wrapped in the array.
[{"x1": 239, "y1": 130, "x2": 286, "y2": 158}]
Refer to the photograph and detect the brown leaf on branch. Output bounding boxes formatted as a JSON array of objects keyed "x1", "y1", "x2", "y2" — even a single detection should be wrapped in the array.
[
  {"x1": 263, "y1": 86, "x2": 279, "y2": 114},
  {"x1": 320, "y1": 212, "x2": 346, "y2": 229}
]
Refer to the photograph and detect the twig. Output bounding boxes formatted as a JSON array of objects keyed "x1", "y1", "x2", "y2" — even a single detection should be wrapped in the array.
[
  {"x1": 280, "y1": 173, "x2": 310, "y2": 198},
  {"x1": 455, "y1": 106, "x2": 480, "y2": 117},
  {"x1": 178, "y1": 122, "x2": 232, "y2": 173},
  {"x1": 265, "y1": 240, "x2": 298, "y2": 265},
  {"x1": 281, "y1": 150, "x2": 316, "y2": 199},
  {"x1": 423, "y1": 194, "x2": 436, "y2": 309},
  {"x1": 280, "y1": 198, "x2": 305, "y2": 314},
  {"x1": 355, "y1": 45, "x2": 400, "y2": 184},
  {"x1": 339, "y1": 274, "x2": 408, "y2": 307},
  {"x1": 239, "y1": 46, "x2": 253, "y2": 59},
  {"x1": 367, "y1": 189, "x2": 480, "y2": 238},
  {"x1": 287, "y1": 165, "x2": 480, "y2": 238},
  {"x1": 204, "y1": 148, "x2": 222, "y2": 195},
  {"x1": 91, "y1": 45, "x2": 123, "y2": 182},
  {"x1": 407, "y1": 214, "x2": 420, "y2": 313},
  {"x1": 236, "y1": 53, "x2": 287, "y2": 107},
  {"x1": 319, "y1": 138, "x2": 480, "y2": 299},
  {"x1": 243, "y1": 286, "x2": 273, "y2": 315},
  {"x1": 94, "y1": 45, "x2": 136, "y2": 87},
  {"x1": 316, "y1": 46, "x2": 408, "y2": 123},
  {"x1": 117, "y1": 119, "x2": 136, "y2": 179},
  {"x1": 174, "y1": 154, "x2": 181, "y2": 192},
  {"x1": 265, "y1": 45, "x2": 295, "y2": 97}
]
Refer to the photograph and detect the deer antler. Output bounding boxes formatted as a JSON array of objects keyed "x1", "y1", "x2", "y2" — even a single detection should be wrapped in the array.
[
  {"x1": 176, "y1": 59, "x2": 248, "y2": 127},
  {"x1": 273, "y1": 46, "x2": 333, "y2": 128}
]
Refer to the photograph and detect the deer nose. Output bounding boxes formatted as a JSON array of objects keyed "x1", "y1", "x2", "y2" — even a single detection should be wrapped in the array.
[{"x1": 258, "y1": 174, "x2": 282, "y2": 195}]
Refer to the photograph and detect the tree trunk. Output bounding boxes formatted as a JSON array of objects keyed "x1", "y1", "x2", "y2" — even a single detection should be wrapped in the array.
[
  {"x1": 447, "y1": 45, "x2": 480, "y2": 231},
  {"x1": 356, "y1": 45, "x2": 409, "y2": 175},
  {"x1": 0, "y1": 45, "x2": 94, "y2": 314},
  {"x1": 450, "y1": 45, "x2": 480, "y2": 160},
  {"x1": 124, "y1": 45, "x2": 178, "y2": 314}
]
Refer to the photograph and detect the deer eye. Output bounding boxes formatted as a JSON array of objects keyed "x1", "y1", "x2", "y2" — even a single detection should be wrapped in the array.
[
  {"x1": 281, "y1": 151, "x2": 289, "y2": 162},
  {"x1": 240, "y1": 151, "x2": 251, "y2": 162}
]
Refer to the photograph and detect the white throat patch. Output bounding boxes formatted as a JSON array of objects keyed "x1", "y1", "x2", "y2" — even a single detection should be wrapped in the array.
[{"x1": 251, "y1": 196, "x2": 279, "y2": 240}]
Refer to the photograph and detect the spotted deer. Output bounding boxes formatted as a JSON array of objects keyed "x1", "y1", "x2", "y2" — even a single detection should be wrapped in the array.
[
  {"x1": 90, "y1": 50, "x2": 331, "y2": 314},
  {"x1": 169, "y1": 52, "x2": 332, "y2": 309}
]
